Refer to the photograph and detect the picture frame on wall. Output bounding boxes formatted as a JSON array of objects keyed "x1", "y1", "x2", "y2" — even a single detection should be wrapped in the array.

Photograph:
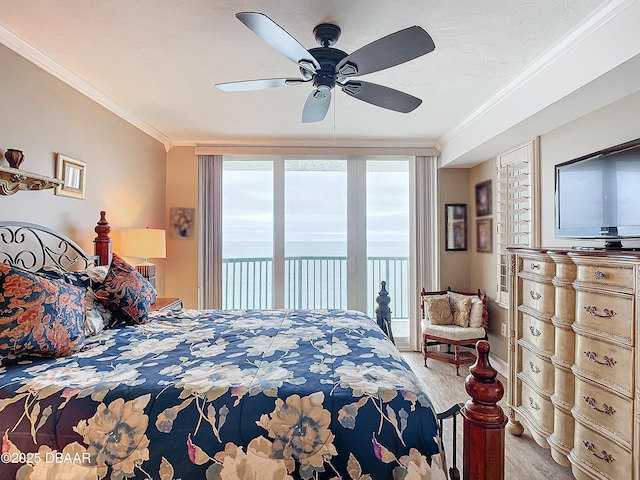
[
  {"x1": 445, "y1": 203, "x2": 467, "y2": 251},
  {"x1": 54, "y1": 154, "x2": 86, "y2": 200},
  {"x1": 475, "y1": 180, "x2": 492, "y2": 217},
  {"x1": 170, "y1": 207, "x2": 195, "y2": 239},
  {"x1": 476, "y1": 218, "x2": 493, "y2": 253}
]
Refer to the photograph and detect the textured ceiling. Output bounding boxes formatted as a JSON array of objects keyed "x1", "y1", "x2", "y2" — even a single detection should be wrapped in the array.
[{"x1": 0, "y1": 0, "x2": 627, "y2": 160}]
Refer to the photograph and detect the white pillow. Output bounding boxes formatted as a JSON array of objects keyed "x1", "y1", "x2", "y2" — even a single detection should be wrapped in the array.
[
  {"x1": 469, "y1": 296, "x2": 484, "y2": 328},
  {"x1": 84, "y1": 289, "x2": 114, "y2": 335}
]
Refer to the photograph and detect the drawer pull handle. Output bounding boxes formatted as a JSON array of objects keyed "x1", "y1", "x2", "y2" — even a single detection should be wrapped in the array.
[
  {"x1": 584, "y1": 351, "x2": 617, "y2": 367},
  {"x1": 530, "y1": 291, "x2": 541, "y2": 300},
  {"x1": 529, "y1": 362, "x2": 540, "y2": 374},
  {"x1": 529, "y1": 326, "x2": 541, "y2": 337},
  {"x1": 528, "y1": 397, "x2": 540, "y2": 411},
  {"x1": 593, "y1": 270, "x2": 606, "y2": 280},
  {"x1": 583, "y1": 396, "x2": 616, "y2": 416},
  {"x1": 584, "y1": 306, "x2": 616, "y2": 318},
  {"x1": 583, "y1": 441, "x2": 615, "y2": 463},
  {"x1": 531, "y1": 263, "x2": 540, "y2": 270}
]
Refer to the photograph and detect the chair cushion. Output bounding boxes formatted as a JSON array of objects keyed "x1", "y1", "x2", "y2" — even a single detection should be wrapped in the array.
[
  {"x1": 422, "y1": 294, "x2": 453, "y2": 325},
  {"x1": 421, "y1": 320, "x2": 486, "y2": 341}
]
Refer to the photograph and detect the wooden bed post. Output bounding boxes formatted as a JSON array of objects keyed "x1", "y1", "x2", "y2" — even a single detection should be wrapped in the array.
[
  {"x1": 94, "y1": 211, "x2": 112, "y2": 266},
  {"x1": 375, "y1": 280, "x2": 394, "y2": 343},
  {"x1": 461, "y1": 340, "x2": 507, "y2": 480}
]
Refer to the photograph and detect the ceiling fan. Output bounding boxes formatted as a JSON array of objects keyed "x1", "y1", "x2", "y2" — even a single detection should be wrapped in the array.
[{"x1": 215, "y1": 12, "x2": 435, "y2": 123}]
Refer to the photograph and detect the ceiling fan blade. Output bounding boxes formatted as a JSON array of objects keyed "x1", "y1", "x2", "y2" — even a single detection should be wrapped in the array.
[
  {"x1": 216, "y1": 78, "x2": 305, "y2": 92},
  {"x1": 302, "y1": 89, "x2": 332, "y2": 123},
  {"x1": 236, "y1": 12, "x2": 320, "y2": 72},
  {"x1": 336, "y1": 26, "x2": 434, "y2": 77},
  {"x1": 341, "y1": 81, "x2": 422, "y2": 113}
]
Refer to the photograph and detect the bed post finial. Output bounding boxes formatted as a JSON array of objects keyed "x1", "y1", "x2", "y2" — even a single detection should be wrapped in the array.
[
  {"x1": 94, "y1": 211, "x2": 112, "y2": 266},
  {"x1": 461, "y1": 340, "x2": 507, "y2": 480},
  {"x1": 375, "y1": 281, "x2": 394, "y2": 343}
]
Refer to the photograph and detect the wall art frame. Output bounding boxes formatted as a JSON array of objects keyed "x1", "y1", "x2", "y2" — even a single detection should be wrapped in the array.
[
  {"x1": 475, "y1": 179, "x2": 492, "y2": 217},
  {"x1": 445, "y1": 203, "x2": 467, "y2": 251},
  {"x1": 170, "y1": 207, "x2": 195, "y2": 239},
  {"x1": 55, "y1": 154, "x2": 86, "y2": 199},
  {"x1": 476, "y1": 218, "x2": 493, "y2": 253}
]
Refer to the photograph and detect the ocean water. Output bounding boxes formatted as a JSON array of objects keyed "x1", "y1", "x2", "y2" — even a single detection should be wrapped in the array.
[{"x1": 222, "y1": 240, "x2": 409, "y2": 259}]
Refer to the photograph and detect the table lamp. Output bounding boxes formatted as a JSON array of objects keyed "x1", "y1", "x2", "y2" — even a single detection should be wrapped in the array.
[{"x1": 126, "y1": 228, "x2": 166, "y2": 288}]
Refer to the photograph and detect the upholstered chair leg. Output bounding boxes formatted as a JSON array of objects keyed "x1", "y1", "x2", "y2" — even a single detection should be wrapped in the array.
[{"x1": 455, "y1": 345, "x2": 461, "y2": 376}]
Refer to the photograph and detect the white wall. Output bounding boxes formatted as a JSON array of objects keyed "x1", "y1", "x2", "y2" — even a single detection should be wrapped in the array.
[
  {"x1": 0, "y1": 44, "x2": 168, "y2": 293},
  {"x1": 540, "y1": 89, "x2": 640, "y2": 249}
]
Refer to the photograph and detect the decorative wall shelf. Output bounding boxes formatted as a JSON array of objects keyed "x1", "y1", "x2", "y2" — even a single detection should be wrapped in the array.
[{"x1": 0, "y1": 165, "x2": 63, "y2": 196}]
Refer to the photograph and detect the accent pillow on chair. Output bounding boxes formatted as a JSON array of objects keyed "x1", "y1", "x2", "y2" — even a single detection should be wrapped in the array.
[
  {"x1": 0, "y1": 263, "x2": 86, "y2": 365},
  {"x1": 423, "y1": 294, "x2": 453, "y2": 325},
  {"x1": 468, "y1": 296, "x2": 484, "y2": 328},
  {"x1": 94, "y1": 253, "x2": 156, "y2": 326},
  {"x1": 447, "y1": 291, "x2": 473, "y2": 327}
]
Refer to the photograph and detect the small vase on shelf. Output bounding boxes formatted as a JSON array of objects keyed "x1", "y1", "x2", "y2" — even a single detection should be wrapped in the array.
[{"x1": 5, "y1": 149, "x2": 25, "y2": 169}]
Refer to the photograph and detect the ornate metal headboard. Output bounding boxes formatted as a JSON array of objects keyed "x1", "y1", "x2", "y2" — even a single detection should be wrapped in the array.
[{"x1": 0, "y1": 221, "x2": 99, "y2": 272}]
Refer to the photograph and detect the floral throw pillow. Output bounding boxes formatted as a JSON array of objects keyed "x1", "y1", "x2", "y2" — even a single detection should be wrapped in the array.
[
  {"x1": 448, "y1": 292, "x2": 473, "y2": 328},
  {"x1": 423, "y1": 294, "x2": 453, "y2": 325},
  {"x1": 0, "y1": 263, "x2": 86, "y2": 365},
  {"x1": 94, "y1": 254, "x2": 156, "y2": 326},
  {"x1": 39, "y1": 265, "x2": 113, "y2": 335}
]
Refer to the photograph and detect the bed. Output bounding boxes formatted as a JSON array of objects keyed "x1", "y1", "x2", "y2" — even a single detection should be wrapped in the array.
[{"x1": 0, "y1": 213, "x2": 505, "y2": 480}]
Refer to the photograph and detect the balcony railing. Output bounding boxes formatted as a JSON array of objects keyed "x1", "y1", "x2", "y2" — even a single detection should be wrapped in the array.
[{"x1": 222, "y1": 256, "x2": 409, "y2": 319}]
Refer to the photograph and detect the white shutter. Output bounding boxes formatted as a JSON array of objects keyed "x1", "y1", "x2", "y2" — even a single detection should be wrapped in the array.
[{"x1": 496, "y1": 138, "x2": 540, "y2": 306}]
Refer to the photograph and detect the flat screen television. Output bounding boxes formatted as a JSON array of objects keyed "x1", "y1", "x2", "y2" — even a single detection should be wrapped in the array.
[{"x1": 555, "y1": 137, "x2": 640, "y2": 249}]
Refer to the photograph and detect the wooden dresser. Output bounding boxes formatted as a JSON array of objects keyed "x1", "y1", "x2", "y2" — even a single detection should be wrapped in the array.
[{"x1": 507, "y1": 248, "x2": 640, "y2": 480}]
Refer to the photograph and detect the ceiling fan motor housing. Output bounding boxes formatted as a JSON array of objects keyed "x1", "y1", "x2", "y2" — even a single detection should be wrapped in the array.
[
  {"x1": 307, "y1": 47, "x2": 348, "y2": 90},
  {"x1": 313, "y1": 23, "x2": 341, "y2": 47}
]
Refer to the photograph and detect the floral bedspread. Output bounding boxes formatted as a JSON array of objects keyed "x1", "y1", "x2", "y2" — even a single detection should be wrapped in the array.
[{"x1": 0, "y1": 309, "x2": 446, "y2": 480}]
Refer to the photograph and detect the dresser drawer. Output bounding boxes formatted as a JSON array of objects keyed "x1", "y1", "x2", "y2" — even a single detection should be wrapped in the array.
[
  {"x1": 574, "y1": 289, "x2": 633, "y2": 342},
  {"x1": 574, "y1": 378, "x2": 632, "y2": 446},
  {"x1": 574, "y1": 335, "x2": 632, "y2": 396},
  {"x1": 517, "y1": 378, "x2": 554, "y2": 434},
  {"x1": 519, "y1": 344, "x2": 554, "y2": 395},
  {"x1": 520, "y1": 311, "x2": 554, "y2": 354},
  {"x1": 574, "y1": 262, "x2": 635, "y2": 293},
  {"x1": 571, "y1": 421, "x2": 631, "y2": 480},
  {"x1": 519, "y1": 256, "x2": 555, "y2": 276},
  {"x1": 521, "y1": 278, "x2": 554, "y2": 315}
]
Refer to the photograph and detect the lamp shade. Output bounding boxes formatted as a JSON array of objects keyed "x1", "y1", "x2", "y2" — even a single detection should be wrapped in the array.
[{"x1": 126, "y1": 228, "x2": 166, "y2": 259}]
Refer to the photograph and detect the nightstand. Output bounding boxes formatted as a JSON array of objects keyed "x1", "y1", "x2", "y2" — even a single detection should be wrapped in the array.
[{"x1": 152, "y1": 298, "x2": 183, "y2": 312}]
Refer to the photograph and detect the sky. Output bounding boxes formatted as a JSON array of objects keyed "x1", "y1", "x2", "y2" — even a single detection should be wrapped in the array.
[{"x1": 222, "y1": 158, "x2": 410, "y2": 258}]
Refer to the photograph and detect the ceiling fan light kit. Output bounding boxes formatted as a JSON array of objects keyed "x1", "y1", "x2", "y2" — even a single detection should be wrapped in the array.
[{"x1": 215, "y1": 12, "x2": 435, "y2": 123}]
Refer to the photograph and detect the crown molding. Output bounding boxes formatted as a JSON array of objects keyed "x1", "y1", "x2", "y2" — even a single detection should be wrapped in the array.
[
  {"x1": 438, "y1": 0, "x2": 636, "y2": 151},
  {"x1": 0, "y1": 22, "x2": 173, "y2": 152},
  {"x1": 193, "y1": 143, "x2": 440, "y2": 157}
]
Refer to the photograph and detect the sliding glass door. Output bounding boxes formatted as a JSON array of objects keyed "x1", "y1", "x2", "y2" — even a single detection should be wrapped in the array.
[
  {"x1": 283, "y1": 159, "x2": 348, "y2": 309},
  {"x1": 221, "y1": 155, "x2": 410, "y2": 344}
]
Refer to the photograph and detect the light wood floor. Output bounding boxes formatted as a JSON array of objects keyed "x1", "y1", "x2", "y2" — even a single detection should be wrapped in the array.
[{"x1": 402, "y1": 351, "x2": 575, "y2": 480}]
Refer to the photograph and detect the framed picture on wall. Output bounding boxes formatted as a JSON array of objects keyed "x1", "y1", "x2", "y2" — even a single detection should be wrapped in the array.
[
  {"x1": 170, "y1": 207, "x2": 195, "y2": 239},
  {"x1": 475, "y1": 180, "x2": 492, "y2": 216},
  {"x1": 54, "y1": 154, "x2": 86, "y2": 199},
  {"x1": 476, "y1": 218, "x2": 493, "y2": 253},
  {"x1": 445, "y1": 203, "x2": 467, "y2": 251}
]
